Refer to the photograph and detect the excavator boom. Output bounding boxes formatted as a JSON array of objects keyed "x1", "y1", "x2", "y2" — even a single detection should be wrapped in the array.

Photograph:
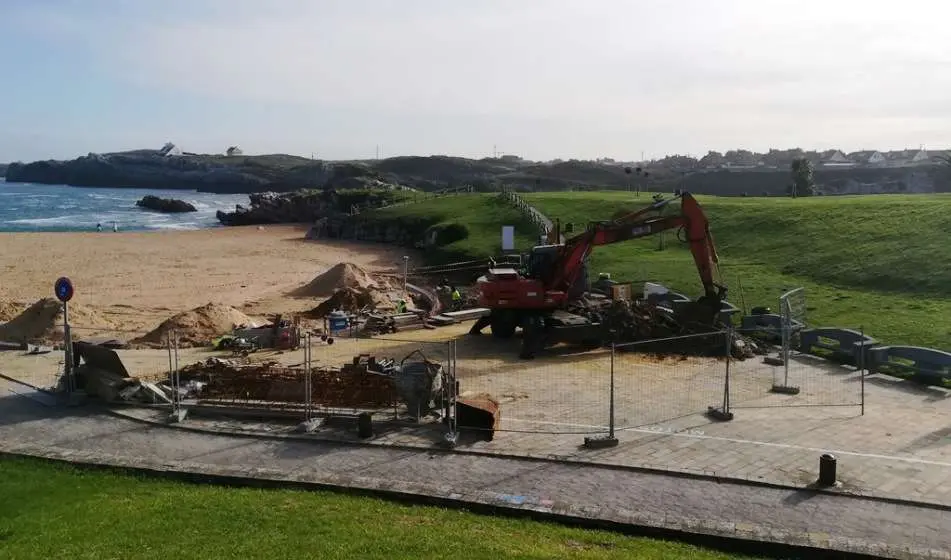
[{"x1": 547, "y1": 192, "x2": 724, "y2": 301}]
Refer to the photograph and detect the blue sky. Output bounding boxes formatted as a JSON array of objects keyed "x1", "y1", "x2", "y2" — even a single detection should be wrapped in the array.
[{"x1": 2, "y1": 0, "x2": 950, "y2": 162}]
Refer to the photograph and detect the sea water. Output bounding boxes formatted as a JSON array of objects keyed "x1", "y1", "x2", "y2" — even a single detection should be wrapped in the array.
[{"x1": 0, "y1": 179, "x2": 249, "y2": 232}]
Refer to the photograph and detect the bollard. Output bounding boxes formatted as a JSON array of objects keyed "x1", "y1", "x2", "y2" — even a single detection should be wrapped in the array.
[
  {"x1": 357, "y1": 412, "x2": 373, "y2": 439},
  {"x1": 817, "y1": 453, "x2": 837, "y2": 487}
]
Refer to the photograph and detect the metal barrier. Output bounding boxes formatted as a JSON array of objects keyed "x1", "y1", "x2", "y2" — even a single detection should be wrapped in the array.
[
  {"x1": 452, "y1": 333, "x2": 612, "y2": 434},
  {"x1": 612, "y1": 332, "x2": 731, "y2": 430},
  {"x1": 732, "y1": 326, "x2": 865, "y2": 410}
]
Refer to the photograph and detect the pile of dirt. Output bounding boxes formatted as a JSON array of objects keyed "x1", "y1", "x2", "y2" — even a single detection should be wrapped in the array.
[
  {"x1": 132, "y1": 303, "x2": 257, "y2": 348},
  {"x1": 292, "y1": 262, "x2": 390, "y2": 298},
  {"x1": 308, "y1": 287, "x2": 404, "y2": 318},
  {"x1": 0, "y1": 300, "x2": 26, "y2": 323},
  {"x1": 0, "y1": 298, "x2": 115, "y2": 344}
]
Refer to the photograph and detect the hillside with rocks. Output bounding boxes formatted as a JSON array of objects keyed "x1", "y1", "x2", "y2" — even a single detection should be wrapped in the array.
[{"x1": 5, "y1": 147, "x2": 950, "y2": 195}]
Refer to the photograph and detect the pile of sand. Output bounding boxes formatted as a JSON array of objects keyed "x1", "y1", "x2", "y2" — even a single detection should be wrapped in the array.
[
  {"x1": 132, "y1": 303, "x2": 257, "y2": 348},
  {"x1": 307, "y1": 288, "x2": 401, "y2": 318},
  {"x1": 0, "y1": 301, "x2": 26, "y2": 323},
  {"x1": 0, "y1": 298, "x2": 116, "y2": 344},
  {"x1": 292, "y1": 262, "x2": 390, "y2": 298}
]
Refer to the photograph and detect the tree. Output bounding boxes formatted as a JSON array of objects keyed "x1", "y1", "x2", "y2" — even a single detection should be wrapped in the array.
[{"x1": 789, "y1": 157, "x2": 816, "y2": 197}]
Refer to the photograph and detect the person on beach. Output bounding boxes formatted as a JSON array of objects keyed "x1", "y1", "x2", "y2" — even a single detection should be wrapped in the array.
[
  {"x1": 112, "y1": 221, "x2": 118, "y2": 232},
  {"x1": 96, "y1": 223, "x2": 102, "y2": 232}
]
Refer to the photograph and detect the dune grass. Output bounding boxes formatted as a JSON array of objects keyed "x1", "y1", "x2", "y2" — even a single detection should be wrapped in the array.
[{"x1": 0, "y1": 457, "x2": 756, "y2": 560}]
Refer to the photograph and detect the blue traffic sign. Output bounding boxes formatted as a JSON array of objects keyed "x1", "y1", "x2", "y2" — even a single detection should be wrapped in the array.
[{"x1": 54, "y1": 277, "x2": 74, "y2": 303}]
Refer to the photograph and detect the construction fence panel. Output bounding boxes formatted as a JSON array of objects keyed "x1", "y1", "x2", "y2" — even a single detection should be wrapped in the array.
[
  {"x1": 730, "y1": 327, "x2": 864, "y2": 410},
  {"x1": 452, "y1": 336, "x2": 612, "y2": 434},
  {"x1": 612, "y1": 332, "x2": 730, "y2": 432}
]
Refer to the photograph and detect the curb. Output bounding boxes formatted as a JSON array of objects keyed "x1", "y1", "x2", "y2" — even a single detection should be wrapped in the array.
[
  {"x1": 2, "y1": 447, "x2": 934, "y2": 560},
  {"x1": 106, "y1": 405, "x2": 951, "y2": 513}
]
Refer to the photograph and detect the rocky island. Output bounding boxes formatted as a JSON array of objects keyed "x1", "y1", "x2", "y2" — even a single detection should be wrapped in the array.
[{"x1": 136, "y1": 195, "x2": 197, "y2": 213}]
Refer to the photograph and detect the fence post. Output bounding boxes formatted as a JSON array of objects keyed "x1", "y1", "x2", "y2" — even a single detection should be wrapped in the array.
[
  {"x1": 707, "y1": 328, "x2": 734, "y2": 421},
  {"x1": 860, "y1": 325, "x2": 866, "y2": 416},
  {"x1": 297, "y1": 333, "x2": 322, "y2": 433},
  {"x1": 583, "y1": 343, "x2": 619, "y2": 448},
  {"x1": 443, "y1": 338, "x2": 458, "y2": 447},
  {"x1": 771, "y1": 293, "x2": 801, "y2": 395},
  {"x1": 609, "y1": 342, "x2": 616, "y2": 439},
  {"x1": 167, "y1": 329, "x2": 186, "y2": 423}
]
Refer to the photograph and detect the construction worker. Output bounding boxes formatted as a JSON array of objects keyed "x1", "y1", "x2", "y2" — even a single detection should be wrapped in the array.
[
  {"x1": 396, "y1": 298, "x2": 407, "y2": 313},
  {"x1": 450, "y1": 286, "x2": 462, "y2": 311}
]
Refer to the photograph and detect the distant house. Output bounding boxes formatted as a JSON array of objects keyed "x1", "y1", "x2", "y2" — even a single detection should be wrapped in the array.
[
  {"x1": 158, "y1": 142, "x2": 182, "y2": 157},
  {"x1": 848, "y1": 150, "x2": 886, "y2": 166},
  {"x1": 909, "y1": 149, "x2": 931, "y2": 164},
  {"x1": 226, "y1": 146, "x2": 243, "y2": 157},
  {"x1": 820, "y1": 150, "x2": 852, "y2": 167}
]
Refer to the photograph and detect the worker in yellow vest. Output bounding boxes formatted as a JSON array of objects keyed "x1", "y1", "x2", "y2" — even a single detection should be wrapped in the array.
[{"x1": 450, "y1": 287, "x2": 462, "y2": 311}]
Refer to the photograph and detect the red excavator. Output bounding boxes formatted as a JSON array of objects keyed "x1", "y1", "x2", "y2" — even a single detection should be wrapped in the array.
[{"x1": 468, "y1": 192, "x2": 727, "y2": 358}]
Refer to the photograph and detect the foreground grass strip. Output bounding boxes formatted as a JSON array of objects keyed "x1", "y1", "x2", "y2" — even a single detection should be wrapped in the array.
[{"x1": 0, "y1": 457, "x2": 758, "y2": 560}]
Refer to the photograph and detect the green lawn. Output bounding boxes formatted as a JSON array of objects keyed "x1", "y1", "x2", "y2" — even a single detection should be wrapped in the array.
[
  {"x1": 364, "y1": 191, "x2": 951, "y2": 349},
  {"x1": 370, "y1": 193, "x2": 539, "y2": 259},
  {"x1": 0, "y1": 457, "x2": 754, "y2": 560}
]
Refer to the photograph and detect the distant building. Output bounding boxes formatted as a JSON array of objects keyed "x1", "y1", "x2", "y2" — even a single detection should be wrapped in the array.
[
  {"x1": 226, "y1": 146, "x2": 243, "y2": 157},
  {"x1": 159, "y1": 142, "x2": 182, "y2": 157},
  {"x1": 848, "y1": 150, "x2": 886, "y2": 166}
]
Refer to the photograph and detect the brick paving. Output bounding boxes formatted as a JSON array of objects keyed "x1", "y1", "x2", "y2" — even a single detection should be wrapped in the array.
[{"x1": 1, "y1": 378, "x2": 950, "y2": 559}]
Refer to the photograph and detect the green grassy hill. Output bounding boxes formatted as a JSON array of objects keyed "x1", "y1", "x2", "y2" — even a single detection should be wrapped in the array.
[{"x1": 365, "y1": 192, "x2": 951, "y2": 349}]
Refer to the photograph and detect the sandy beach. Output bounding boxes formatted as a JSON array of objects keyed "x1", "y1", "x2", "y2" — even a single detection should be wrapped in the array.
[{"x1": 0, "y1": 225, "x2": 413, "y2": 335}]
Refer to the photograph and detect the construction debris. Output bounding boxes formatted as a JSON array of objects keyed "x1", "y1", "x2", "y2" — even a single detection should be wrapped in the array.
[
  {"x1": 173, "y1": 352, "x2": 446, "y2": 414},
  {"x1": 599, "y1": 299, "x2": 765, "y2": 359}
]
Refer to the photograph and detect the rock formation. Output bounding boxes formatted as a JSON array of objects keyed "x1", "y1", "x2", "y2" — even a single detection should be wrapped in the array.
[
  {"x1": 216, "y1": 189, "x2": 406, "y2": 226},
  {"x1": 136, "y1": 195, "x2": 197, "y2": 213}
]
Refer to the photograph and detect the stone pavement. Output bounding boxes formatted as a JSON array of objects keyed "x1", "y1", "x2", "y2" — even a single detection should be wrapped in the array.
[{"x1": 1, "y1": 383, "x2": 950, "y2": 559}]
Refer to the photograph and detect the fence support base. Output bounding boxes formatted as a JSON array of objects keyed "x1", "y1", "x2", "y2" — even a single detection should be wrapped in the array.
[
  {"x1": 770, "y1": 384, "x2": 801, "y2": 395},
  {"x1": 167, "y1": 408, "x2": 188, "y2": 424},
  {"x1": 441, "y1": 431, "x2": 458, "y2": 449},
  {"x1": 296, "y1": 418, "x2": 325, "y2": 433},
  {"x1": 706, "y1": 406, "x2": 734, "y2": 422},
  {"x1": 583, "y1": 435, "x2": 619, "y2": 449}
]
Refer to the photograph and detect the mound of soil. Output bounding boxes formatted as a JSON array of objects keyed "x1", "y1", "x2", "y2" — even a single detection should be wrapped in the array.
[
  {"x1": 0, "y1": 301, "x2": 26, "y2": 323},
  {"x1": 307, "y1": 287, "x2": 404, "y2": 318},
  {"x1": 0, "y1": 298, "x2": 115, "y2": 344},
  {"x1": 132, "y1": 303, "x2": 257, "y2": 348},
  {"x1": 292, "y1": 262, "x2": 390, "y2": 298}
]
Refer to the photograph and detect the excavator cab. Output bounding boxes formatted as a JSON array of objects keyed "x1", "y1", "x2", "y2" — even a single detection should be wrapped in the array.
[{"x1": 526, "y1": 244, "x2": 561, "y2": 280}]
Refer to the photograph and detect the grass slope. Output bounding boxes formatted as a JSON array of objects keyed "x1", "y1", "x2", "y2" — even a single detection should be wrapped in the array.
[
  {"x1": 369, "y1": 192, "x2": 949, "y2": 349},
  {"x1": 0, "y1": 457, "x2": 754, "y2": 560},
  {"x1": 370, "y1": 194, "x2": 539, "y2": 259},
  {"x1": 528, "y1": 192, "x2": 951, "y2": 349}
]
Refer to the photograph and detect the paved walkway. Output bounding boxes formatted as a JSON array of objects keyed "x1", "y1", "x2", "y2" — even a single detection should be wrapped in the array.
[{"x1": 1, "y1": 385, "x2": 949, "y2": 560}]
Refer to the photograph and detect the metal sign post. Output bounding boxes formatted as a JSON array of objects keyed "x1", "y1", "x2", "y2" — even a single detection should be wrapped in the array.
[{"x1": 54, "y1": 277, "x2": 75, "y2": 397}]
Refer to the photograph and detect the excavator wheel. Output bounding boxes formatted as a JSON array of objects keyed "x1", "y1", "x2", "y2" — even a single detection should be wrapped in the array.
[{"x1": 490, "y1": 310, "x2": 518, "y2": 339}]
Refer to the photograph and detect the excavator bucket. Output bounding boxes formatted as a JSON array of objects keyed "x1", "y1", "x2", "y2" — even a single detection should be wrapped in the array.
[{"x1": 672, "y1": 295, "x2": 724, "y2": 328}]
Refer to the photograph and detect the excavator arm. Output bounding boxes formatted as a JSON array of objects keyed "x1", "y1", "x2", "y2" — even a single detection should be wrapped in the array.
[{"x1": 547, "y1": 192, "x2": 725, "y2": 301}]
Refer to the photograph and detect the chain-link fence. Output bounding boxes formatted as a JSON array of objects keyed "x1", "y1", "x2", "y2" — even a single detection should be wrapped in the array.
[
  {"x1": 612, "y1": 332, "x2": 731, "y2": 430},
  {"x1": 732, "y1": 327, "x2": 865, "y2": 410},
  {"x1": 452, "y1": 334, "x2": 613, "y2": 434}
]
